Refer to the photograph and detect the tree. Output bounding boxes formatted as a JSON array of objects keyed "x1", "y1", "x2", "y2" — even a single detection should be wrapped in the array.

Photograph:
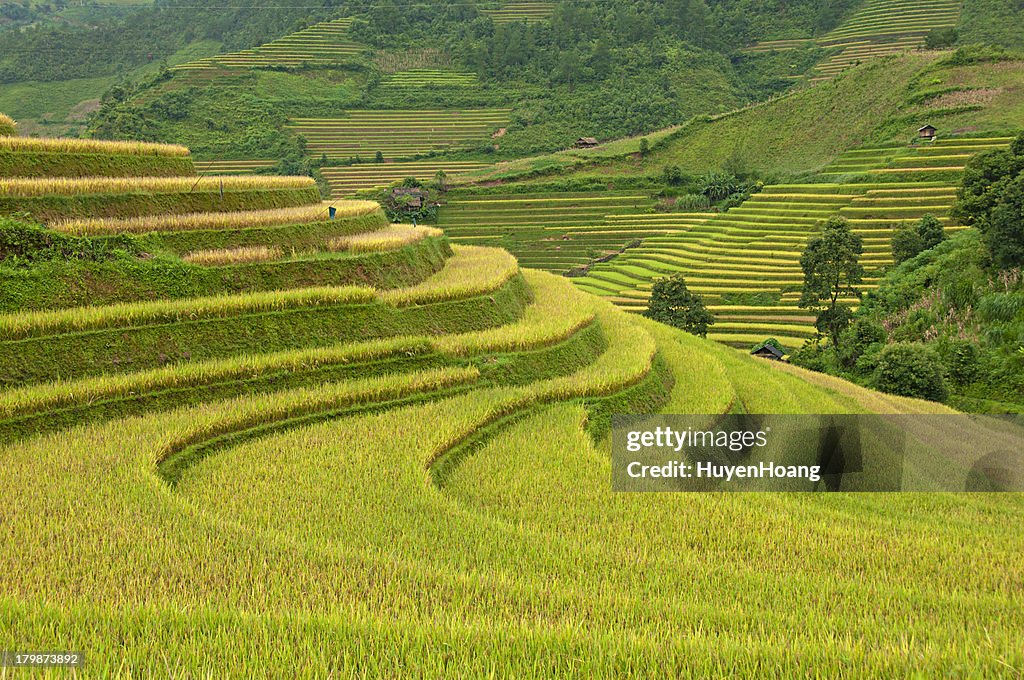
[
  {"x1": 643, "y1": 274, "x2": 715, "y2": 337},
  {"x1": 375, "y1": 151, "x2": 384, "y2": 163},
  {"x1": 982, "y1": 174, "x2": 1024, "y2": 268},
  {"x1": 639, "y1": 137, "x2": 650, "y2": 157},
  {"x1": 662, "y1": 165, "x2": 683, "y2": 186},
  {"x1": 838, "y1": 317, "x2": 886, "y2": 368},
  {"x1": 893, "y1": 214, "x2": 946, "y2": 264},
  {"x1": 954, "y1": 134, "x2": 1024, "y2": 268},
  {"x1": 917, "y1": 214, "x2": 945, "y2": 251},
  {"x1": 799, "y1": 216, "x2": 864, "y2": 348},
  {"x1": 872, "y1": 343, "x2": 948, "y2": 402},
  {"x1": 892, "y1": 224, "x2": 924, "y2": 264}
]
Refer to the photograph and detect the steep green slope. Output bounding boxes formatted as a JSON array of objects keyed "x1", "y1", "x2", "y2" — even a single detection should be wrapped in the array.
[{"x1": 456, "y1": 49, "x2": 1023, "y2": 185}]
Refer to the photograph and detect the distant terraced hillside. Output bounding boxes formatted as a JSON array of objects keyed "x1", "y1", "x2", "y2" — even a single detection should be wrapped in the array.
[
  {"x1": 745, "y1": 0, "x2": 962, "y2": 81},
  {"x1": 481, "y1": 1, "x2": 555, "y2": 24},
  {"x1": 571, "y1": 135, "x2": 1012, "y2": 349},
  {"x1": 379, "y1": 70, "x2": 479, "y2": 89},
  {"x1": 322, "y1": 161, "x2": 489, "y2": 198},
  {"x1": 288, "y1": 110, "x2": 511, "y2": 161},
  {"x1": 173, "y1": 18, "x2": 361, "y2": 71},
  {"x1": 193, "y1": 160, "x2": 276, "y2": 175},
  {"x1": 438, "y1": 191, "x2": 660, "y2": 273}
]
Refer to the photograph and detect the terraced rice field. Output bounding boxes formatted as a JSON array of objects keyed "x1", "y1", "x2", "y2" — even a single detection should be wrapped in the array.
[
  {"x1": 438, "y1": 191, "x2": 663, "y2": 273},
  {"x1": 322, "y1": 161, "x2": 489, "y2": 197},
  {"x1": 481, "y1": 1, "x2": 555, "y2": 24},
  {"x1": 173, "y1": 18, "x2": 361, "y2": 71},
  {"x1": 743, "y1": 0, "x2": 962, "y2": 82},
  {"x1": 568, "y1": 135, "x2": 1012, "y2": 348},
  {"x1": 288, "y1": 109, "x2": 511, "y2": 160},
  {"x1": 3, "y1": 134, "x2": 1023, "y2": 676},
  {"x1": 194, "y1": 160, "x2": 276, "y2": 175},
  {"x1": 821, "y1": 136, "x2": 1015, "y2": 177},
  {"x1": 379, "y1": 70, "x2": 479, "y2": 88}
]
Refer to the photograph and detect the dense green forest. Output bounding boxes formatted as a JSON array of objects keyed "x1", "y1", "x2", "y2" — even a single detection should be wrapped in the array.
[
  {"x1": 0, "y1": 0, "x2": 866, "y2": 157},
  {"x1": 0, "y1": 0, "x2": 345, "y2": 83}
]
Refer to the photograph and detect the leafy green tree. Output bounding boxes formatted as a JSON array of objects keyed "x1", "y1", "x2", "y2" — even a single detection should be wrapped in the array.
[
  {"x1": 799, "y1": 216, "x2": 864, "y2": 348},
  {"x1": 872, "y1": 343, "x2": 948, "y2": 402},
  {"x1": 917, "y1": 214, "x2": 945, "y2": 250},
  {"x1": 954, "y1": 135, "x2": 1024, "y2": 267},
  {"x1": 893, "y1": 214, "x2": 946, "y2": 264},
  {"x1": 639, "y1": 137, "x2": 650, "y2": 157},
  {"x1": 375, "y1": 151, "x2": 384, "y2": 163},
  {"x1": 892, "y1": 224, "x2": 924, "y2": 264},
  {"x1": 662, "y1": 165, "x2": 684, "y2": 186},
  {"x1": 643, "y1": 274, "x2": 715, "y2": 337},
  {"x1": 984, "y1": 174, "x2": 1024, "y2": 268}
]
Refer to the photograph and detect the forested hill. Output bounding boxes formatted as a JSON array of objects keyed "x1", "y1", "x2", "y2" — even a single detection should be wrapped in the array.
[
  {"x1": 0, "y1": 0, "x2": 346, "y2": 84},
  {"x1": 6, "y1": 0, "x2": 1023, "y2": 152}
]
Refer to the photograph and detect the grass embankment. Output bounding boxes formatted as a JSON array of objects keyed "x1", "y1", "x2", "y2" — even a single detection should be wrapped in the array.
[
  {"x1": 0, "y1": 133, "x2": 197, "y2": 178},
  {"x1": 0, "y1": 176, "x2": 322, "y2": 222},
  {"x1": 0, "y1": 246, "x2": 527, "y2": 384},
  {"x1": 0, "y1": 232, "x2": 453, "y2": 312},
  {"x1": 0, "y1": 272, "x2": 598, "y2": 438}
]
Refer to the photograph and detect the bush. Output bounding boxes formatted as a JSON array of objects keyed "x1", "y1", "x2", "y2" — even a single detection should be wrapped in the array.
[
  {"x1": 925, "y1": 27, "x2": 958, "y2": 49},
  {"x1": 941, "y1": 340, "x2": 980, "y2": 386},
  {"x1": 0, "y1": 112, "x2": 15, "y2": 136},
  {"x1": 872, "y1": 343, "x2": 948, "y2": 402},
  {"x1": 839, "y1": 317, "x2": 886, "y2": 367},
  {"x1": 698, "y1": 172, "x2": 740, "y2": 201},
  {"x1": 662, "y1": 165, "x2": 684, "y2": 186},
  {"x1": 917, "y1": 214, "x2": 945, "y2": 251},
  {"x1": 790, "y1": 339, "x2": 826, "y2": 372},
  {"x1": 675, "y1": 193, "x2": 711, "y2": 211}
]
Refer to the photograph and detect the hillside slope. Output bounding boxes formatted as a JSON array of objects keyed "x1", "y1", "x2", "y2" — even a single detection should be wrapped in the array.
[{"x1": 2, "y1": 127, "x2": 1023, "y2": 674}]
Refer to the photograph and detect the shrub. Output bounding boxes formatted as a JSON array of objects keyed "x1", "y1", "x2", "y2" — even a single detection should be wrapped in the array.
[
  {"x1": 838, "y1": 317, "x2": 886, "y2": 367},
  {"x1": 0, "y1": 113, "x2": 15, "y2": 137},
  {"x1": 675, "y1": 193, "x2": 711, "y2": 211},
  {"x1": 940, "y1": 340, "x2": 979, "y2": 386},
  {"x1": 925, "y1": 27, "x2": 958, "y2": 49},
  {"x1": 790, "y1": 339, "x2": 826, "y2": 372},
  {"x1": 872, "y1": 343, "x2": 948, "y2": 402},
  {"x1": 662, "y1": 165, "x2": 684, "y2": 186},
  {"x1": 698, "y1": 172, "x2": 740, "y2": 202},
  {"x1": 643, "y1": 274, "x2": 715, "y2": 337}
]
